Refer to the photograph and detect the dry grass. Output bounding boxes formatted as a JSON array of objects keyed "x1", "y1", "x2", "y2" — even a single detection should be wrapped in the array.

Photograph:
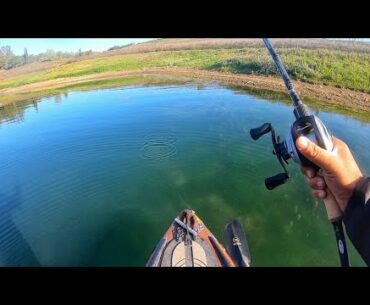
[
  {"x1": 3, "y1": 38, "x2": 369, "y2": 80},
  {"x1": 2, "y1": 45, "x2": 369, "y2": 92},
  {"x1": 1, "y1": 38, "x2": 369, "y2": 112},
  {"x1": 106, "y1": 39, "x2": 370, "y2": 55}
]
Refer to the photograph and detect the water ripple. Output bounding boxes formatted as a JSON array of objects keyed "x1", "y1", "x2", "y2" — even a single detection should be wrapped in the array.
[{"x1": 141, "y1": 134, "x2": 178, "y2": 161}]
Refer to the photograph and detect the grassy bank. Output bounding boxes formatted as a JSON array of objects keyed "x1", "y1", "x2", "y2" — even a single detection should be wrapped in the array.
[
  {"x1": 0, "y1": 39, "x2": 369, "y2": 114},
  {"x1": 1, "y1": 42, "x2": 370, "y2": 92}
]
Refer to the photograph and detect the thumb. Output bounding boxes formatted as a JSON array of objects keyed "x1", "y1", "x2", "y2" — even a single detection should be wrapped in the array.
[{"x1": 296, "y1": 136, "x2": 334, "y2": 170}]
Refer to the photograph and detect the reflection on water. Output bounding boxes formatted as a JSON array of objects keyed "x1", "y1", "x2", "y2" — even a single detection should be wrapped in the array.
[
  {"x1": 0, "y1": 83, "x2": 369, "y2": 266},
  {"x1": 0, "y1": 103, "x2": 26, "y2": 125}
]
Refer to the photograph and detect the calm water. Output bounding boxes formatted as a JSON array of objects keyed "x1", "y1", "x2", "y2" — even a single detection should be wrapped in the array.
[{"x1": 0, "y1": 84, "x2": 369, "y2": 266}]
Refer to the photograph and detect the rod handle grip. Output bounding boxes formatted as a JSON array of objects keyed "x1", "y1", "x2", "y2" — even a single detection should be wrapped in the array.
[{"x1": 323, "y1": 188, "x2": 342, "y2": 222}]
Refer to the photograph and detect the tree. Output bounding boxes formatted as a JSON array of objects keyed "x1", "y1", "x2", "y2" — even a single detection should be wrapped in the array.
[
  {"x1": 4, "y1": 56, "x2": 22, "y2": 69},
  {"x1": 0, "y1": 46, "x2": 19, "y2": 69},
  {"x1": 78, "y1": 48, "x2": 82, "y2": 56},
  {"x1": 0, "y1": 45, "x2": 13, "y2": 57},
  {"x1": 23, "y1": 48, "x2": 28, "y2": 64},
  {"x1": 43, "y1": 49, "x2": 56, "y2": 61},
  {"x1": 0, "y1": 56, "x2": 6, "y2": 69}
]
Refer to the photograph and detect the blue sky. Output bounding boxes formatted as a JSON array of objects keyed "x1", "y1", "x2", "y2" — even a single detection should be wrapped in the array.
[{"x1": 0, "y1": 38, "x2": 155, "y2": 55}]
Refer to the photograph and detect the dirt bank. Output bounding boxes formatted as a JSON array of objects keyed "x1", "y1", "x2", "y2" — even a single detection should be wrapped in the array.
[{"x1": 1, "y1": 67, "x2": 369, "y2": 113}]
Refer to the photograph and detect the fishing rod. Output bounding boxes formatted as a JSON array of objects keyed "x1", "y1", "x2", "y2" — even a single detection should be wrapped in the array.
[{"x1": 249, "y1": 38, "x2": 349, "y2": 267}]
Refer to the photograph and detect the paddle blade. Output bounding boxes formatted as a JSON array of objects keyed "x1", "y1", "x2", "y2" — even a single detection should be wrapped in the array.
[{"x1": 224, "y1": 220, "x2": 251, "y2": 267}]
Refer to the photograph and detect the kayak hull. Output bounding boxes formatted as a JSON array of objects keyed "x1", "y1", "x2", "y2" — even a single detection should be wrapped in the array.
[{"x1": 146, "y1": 209, "x2": 237, "y2": 267}]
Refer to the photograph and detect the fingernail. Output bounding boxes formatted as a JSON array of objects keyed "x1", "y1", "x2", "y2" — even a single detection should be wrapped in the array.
[
  {"x1": 297, "y1": 136, "x2": 308, "y2": 149},
  {"x1": 317, "y1": 180, "x2": 324, "y2": 187},
  {"x1": 307, "y1": 170, "x2": 314, "y2": 178}
]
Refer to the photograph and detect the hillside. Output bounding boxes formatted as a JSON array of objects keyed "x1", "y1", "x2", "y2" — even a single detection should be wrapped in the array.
[{"x1": 0, "y1": 39, "x2": 369, "y2": 113}]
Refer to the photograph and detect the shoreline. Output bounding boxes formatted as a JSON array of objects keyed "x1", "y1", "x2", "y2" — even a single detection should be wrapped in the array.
[{"x1": 1, "y1": 68, "x2": 369, "y2": 113}]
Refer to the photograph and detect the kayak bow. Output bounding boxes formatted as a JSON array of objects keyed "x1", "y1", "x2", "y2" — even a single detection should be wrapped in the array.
[{"x1": 146, "y1": 209, "x2": 250, "y2": 267}]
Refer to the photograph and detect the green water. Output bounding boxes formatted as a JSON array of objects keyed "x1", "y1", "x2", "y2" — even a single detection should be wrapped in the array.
[{"x1": 0, "y1": 83, "x2": 369, "y2": 266}]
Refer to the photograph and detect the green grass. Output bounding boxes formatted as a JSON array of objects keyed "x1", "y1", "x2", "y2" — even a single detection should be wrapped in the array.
[{"x1": 1, "y1": 47, "x2": 369, "y2": 93}]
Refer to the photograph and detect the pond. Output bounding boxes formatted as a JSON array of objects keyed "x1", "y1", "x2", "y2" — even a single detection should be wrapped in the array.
[{"x1": 0, "y1": 82, "x2": 369, "y2": 266}]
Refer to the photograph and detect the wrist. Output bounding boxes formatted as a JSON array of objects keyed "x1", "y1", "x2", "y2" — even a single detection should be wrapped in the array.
[{"x1": 343, "y1": 176, "x2": 369, "y2": 214}]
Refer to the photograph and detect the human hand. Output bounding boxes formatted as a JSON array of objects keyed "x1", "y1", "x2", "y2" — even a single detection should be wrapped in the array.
[{"x1": 296, "y1": 136, "x2": 364, "y2": 212}]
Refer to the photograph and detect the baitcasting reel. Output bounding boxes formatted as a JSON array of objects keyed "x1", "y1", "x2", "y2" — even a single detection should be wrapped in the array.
[
  {"x1": 254, "y1": 38, "x2": 349, "y2": 267},
  {"x1": 250, "y1": 115, "x2": 333, "y2": 190}
]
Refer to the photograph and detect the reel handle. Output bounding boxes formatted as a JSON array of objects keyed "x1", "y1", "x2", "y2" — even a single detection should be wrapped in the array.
[
  {"x1": 250, "y1": 123, "x2": 271, "y2": 140},
  {"x1": 265, "y1": 173, "x2": 289, "y2": 190}
]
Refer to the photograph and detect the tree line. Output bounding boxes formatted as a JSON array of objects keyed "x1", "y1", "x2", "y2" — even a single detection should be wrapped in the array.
[{"x1": 0, "y1": 46, "x2": 93, "y2": 70}]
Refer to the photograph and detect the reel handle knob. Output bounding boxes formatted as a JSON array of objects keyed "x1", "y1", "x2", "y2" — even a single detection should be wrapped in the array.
[
  {"x1": 265, "y1": 173, "x2": 289, "y2": 190},
  {"x1": 250, "y1": 123, "x2": 271, "y2": 140}
]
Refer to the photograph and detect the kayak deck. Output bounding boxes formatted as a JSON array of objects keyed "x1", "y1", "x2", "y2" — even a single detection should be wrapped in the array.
[{"x1": 146, "y1": 209, "x2": 237, "y2": 267}]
